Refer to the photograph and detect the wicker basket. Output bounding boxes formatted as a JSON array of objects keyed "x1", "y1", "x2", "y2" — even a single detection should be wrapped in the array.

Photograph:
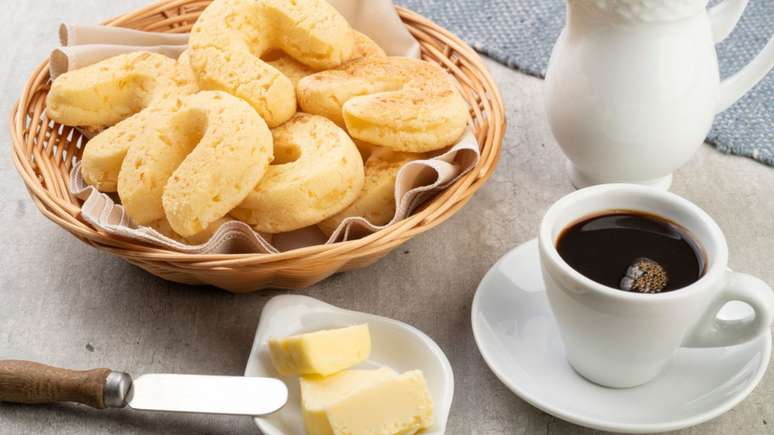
[{"x1": 9, "y1": 0, "x2": 505, "y2": 293}]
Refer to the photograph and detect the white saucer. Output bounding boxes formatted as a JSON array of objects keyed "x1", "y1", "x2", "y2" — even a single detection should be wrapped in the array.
[
  {"x1": 244, "y1": 295, "x2": 454, "y2": 434},
  {"x1": 471, "y1": 239, "x2": 771, "y2": 433}
]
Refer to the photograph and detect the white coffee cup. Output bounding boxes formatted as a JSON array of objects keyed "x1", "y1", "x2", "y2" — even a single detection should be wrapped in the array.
[{"x1": 539, "y1": 184, "x2": 774, "y2": 388}]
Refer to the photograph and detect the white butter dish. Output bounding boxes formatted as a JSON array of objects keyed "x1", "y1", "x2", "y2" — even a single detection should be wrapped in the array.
[{"x1": 244, "y1": 295, "x2": 454, "y2": 434}]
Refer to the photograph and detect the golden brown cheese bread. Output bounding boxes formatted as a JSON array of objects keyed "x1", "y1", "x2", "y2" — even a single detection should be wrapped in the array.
[
  {"x1": 47, "y1": 51, "x2": 197, "y2": 133},
  {"x1": 318, "y1": 149, "x2": 423, "y2": 236},
  {"x1": 161, "y1": 92, "x2": 273, "y2": 236},
  {"x1": 111, "y1": 91, "x2": 272, "y2": 236},
  {"x1": 230, "y1": 114, "x2": 364, "y2": 234},
  {"x1": 188, "y1": 0, "x2": 355, "y2": 127},
  {"x1": 297, "y1": 56, "x2": 470, "y2": 152},
  {"x1": 266, "y1": 30, "x2": 386, "y2": 87}
]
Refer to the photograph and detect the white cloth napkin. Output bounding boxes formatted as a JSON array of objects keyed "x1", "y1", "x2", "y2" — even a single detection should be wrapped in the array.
[{"x1": 57, "y1": 0, "x2": 481, "y2": 254}]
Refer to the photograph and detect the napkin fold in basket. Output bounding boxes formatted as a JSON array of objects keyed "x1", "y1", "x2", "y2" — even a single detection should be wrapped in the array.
[{"x1": 54, "y1": 0, "x2": 481, "y2": 254}]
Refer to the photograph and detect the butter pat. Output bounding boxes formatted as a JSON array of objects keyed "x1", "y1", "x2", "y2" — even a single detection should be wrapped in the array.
[
  {"x1": 301, "y1": 368, "x2": 398, "y2": 435},
  {"x1": 326, "y1": 370, "x2": 434, "y2": 435},
  {"x1": 268, "y1": 324, "x2": 371, "y2": 376}
]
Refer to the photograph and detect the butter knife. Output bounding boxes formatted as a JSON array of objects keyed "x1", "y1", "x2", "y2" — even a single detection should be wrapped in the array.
[{"x1": 0, "y1": 360, "x2": 287, "y2": 416}]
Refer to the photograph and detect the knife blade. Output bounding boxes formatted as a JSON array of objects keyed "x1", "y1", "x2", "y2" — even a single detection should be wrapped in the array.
[
  {"x1": 0, "y1": 360, "x2": 287, "y2": 416},
  {"x1": 126, "y1": 373, "x2": 286, "y2": 415}
]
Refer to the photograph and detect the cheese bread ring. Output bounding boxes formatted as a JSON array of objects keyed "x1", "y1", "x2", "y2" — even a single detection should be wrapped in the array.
[
  {"x1": 266, "y1": 31, "x2": 386, "y2": 87},
  {"x1": 297, "y1": 57, "x2": 470, "y2": 152},
  {"x1": 265, "y1": 30, "x2": 386, "y2": 89},
  {"x1": 189, "y1": 0, "x2": 354, "y2": 127},
  {"x1": 114, "y1": 91, "x2": 272, "y2": 236},
  {"x1": 230, "y1": 114, "x2": 364, "y2": 234},
  {"x1": 318, "y1": 149, "x2": 422, "y2": 236},
  {"x1": 163, "y1": 92, "x2": 273, "y2": 237},
  {"x1": 47, "y1": 51, "x2": 197, "y2": 132}
]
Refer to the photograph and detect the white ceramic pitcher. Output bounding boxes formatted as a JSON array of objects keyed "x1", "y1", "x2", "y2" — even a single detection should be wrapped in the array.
[{"x1": 545, "y1": 0, "x2": 774, "y2": 189}]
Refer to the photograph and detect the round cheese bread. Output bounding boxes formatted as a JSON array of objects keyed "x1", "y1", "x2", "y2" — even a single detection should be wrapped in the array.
[
  {"x1": 318, "y1": 149, "x2": 422, "y2": 236},
  {"x1": 230, "y1": 114, "x2": 364, "y2": 234},
  {"x1": 297, "y1": 56, "x2": 470, "y2": 152},
  {"x1": 262, "y1": 30, "x2": 386, "y2": 88},
  {"x1": 266, "y1": 30, "x2": 386, "y2": 87}
]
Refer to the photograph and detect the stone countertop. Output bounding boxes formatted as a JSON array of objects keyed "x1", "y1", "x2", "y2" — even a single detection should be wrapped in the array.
[{"x1": 1, "y1": 1, "x2": 772, "y2": 434}]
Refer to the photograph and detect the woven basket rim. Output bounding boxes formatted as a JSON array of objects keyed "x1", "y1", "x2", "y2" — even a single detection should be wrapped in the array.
[{"x1": 9, "y1": 1, "x2": 506, "y2": 268}]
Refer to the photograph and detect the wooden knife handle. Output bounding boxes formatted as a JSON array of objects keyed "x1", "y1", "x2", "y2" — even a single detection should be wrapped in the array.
[{"x1": 0, "y1": 360, "x2": 112, "y2": 408}]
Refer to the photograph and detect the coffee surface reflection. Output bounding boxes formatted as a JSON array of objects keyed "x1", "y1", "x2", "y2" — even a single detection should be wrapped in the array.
[{"x1": 557, "y1": 212, "x2": 704, "y2": 293}]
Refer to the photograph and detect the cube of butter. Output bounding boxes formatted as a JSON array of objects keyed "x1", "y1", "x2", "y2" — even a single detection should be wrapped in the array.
[
  {"x1": 268, "y1": 324, "x2": 371, "y2": 376},
  {"x1": 301, "y1": 367, "x2": 398, "y2": 435},
  {"x1": 325, "y1": 370, "x2": 434, "y2": 435}
]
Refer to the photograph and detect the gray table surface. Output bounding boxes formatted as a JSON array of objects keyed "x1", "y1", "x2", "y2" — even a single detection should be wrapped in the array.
[{"x1": 1, "y1": 1, "x2": 773, "y2": 434}]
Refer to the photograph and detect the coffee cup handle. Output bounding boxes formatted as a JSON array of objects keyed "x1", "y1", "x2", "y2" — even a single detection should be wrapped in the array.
[{"x1": 683, "y1": 272, "x2": 774, "y2": 348}]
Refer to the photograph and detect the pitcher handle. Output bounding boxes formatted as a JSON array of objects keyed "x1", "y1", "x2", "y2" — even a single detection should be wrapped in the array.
[
  {"x1": 709, "y1": 0, "x2": 748, "y2": 42},
  {"x1": 709, "y1": 0, "x2": 774, "y2": 113}
]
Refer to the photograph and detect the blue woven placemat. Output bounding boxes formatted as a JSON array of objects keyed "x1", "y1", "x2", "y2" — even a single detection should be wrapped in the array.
[{"x1": 398, "y1": 0, "x2": 773, "y2": 166}]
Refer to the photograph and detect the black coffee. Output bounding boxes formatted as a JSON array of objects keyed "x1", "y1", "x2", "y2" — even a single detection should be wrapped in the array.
[{"x1": 556, "y1": 211, "x2": 704, "y2": 293}]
